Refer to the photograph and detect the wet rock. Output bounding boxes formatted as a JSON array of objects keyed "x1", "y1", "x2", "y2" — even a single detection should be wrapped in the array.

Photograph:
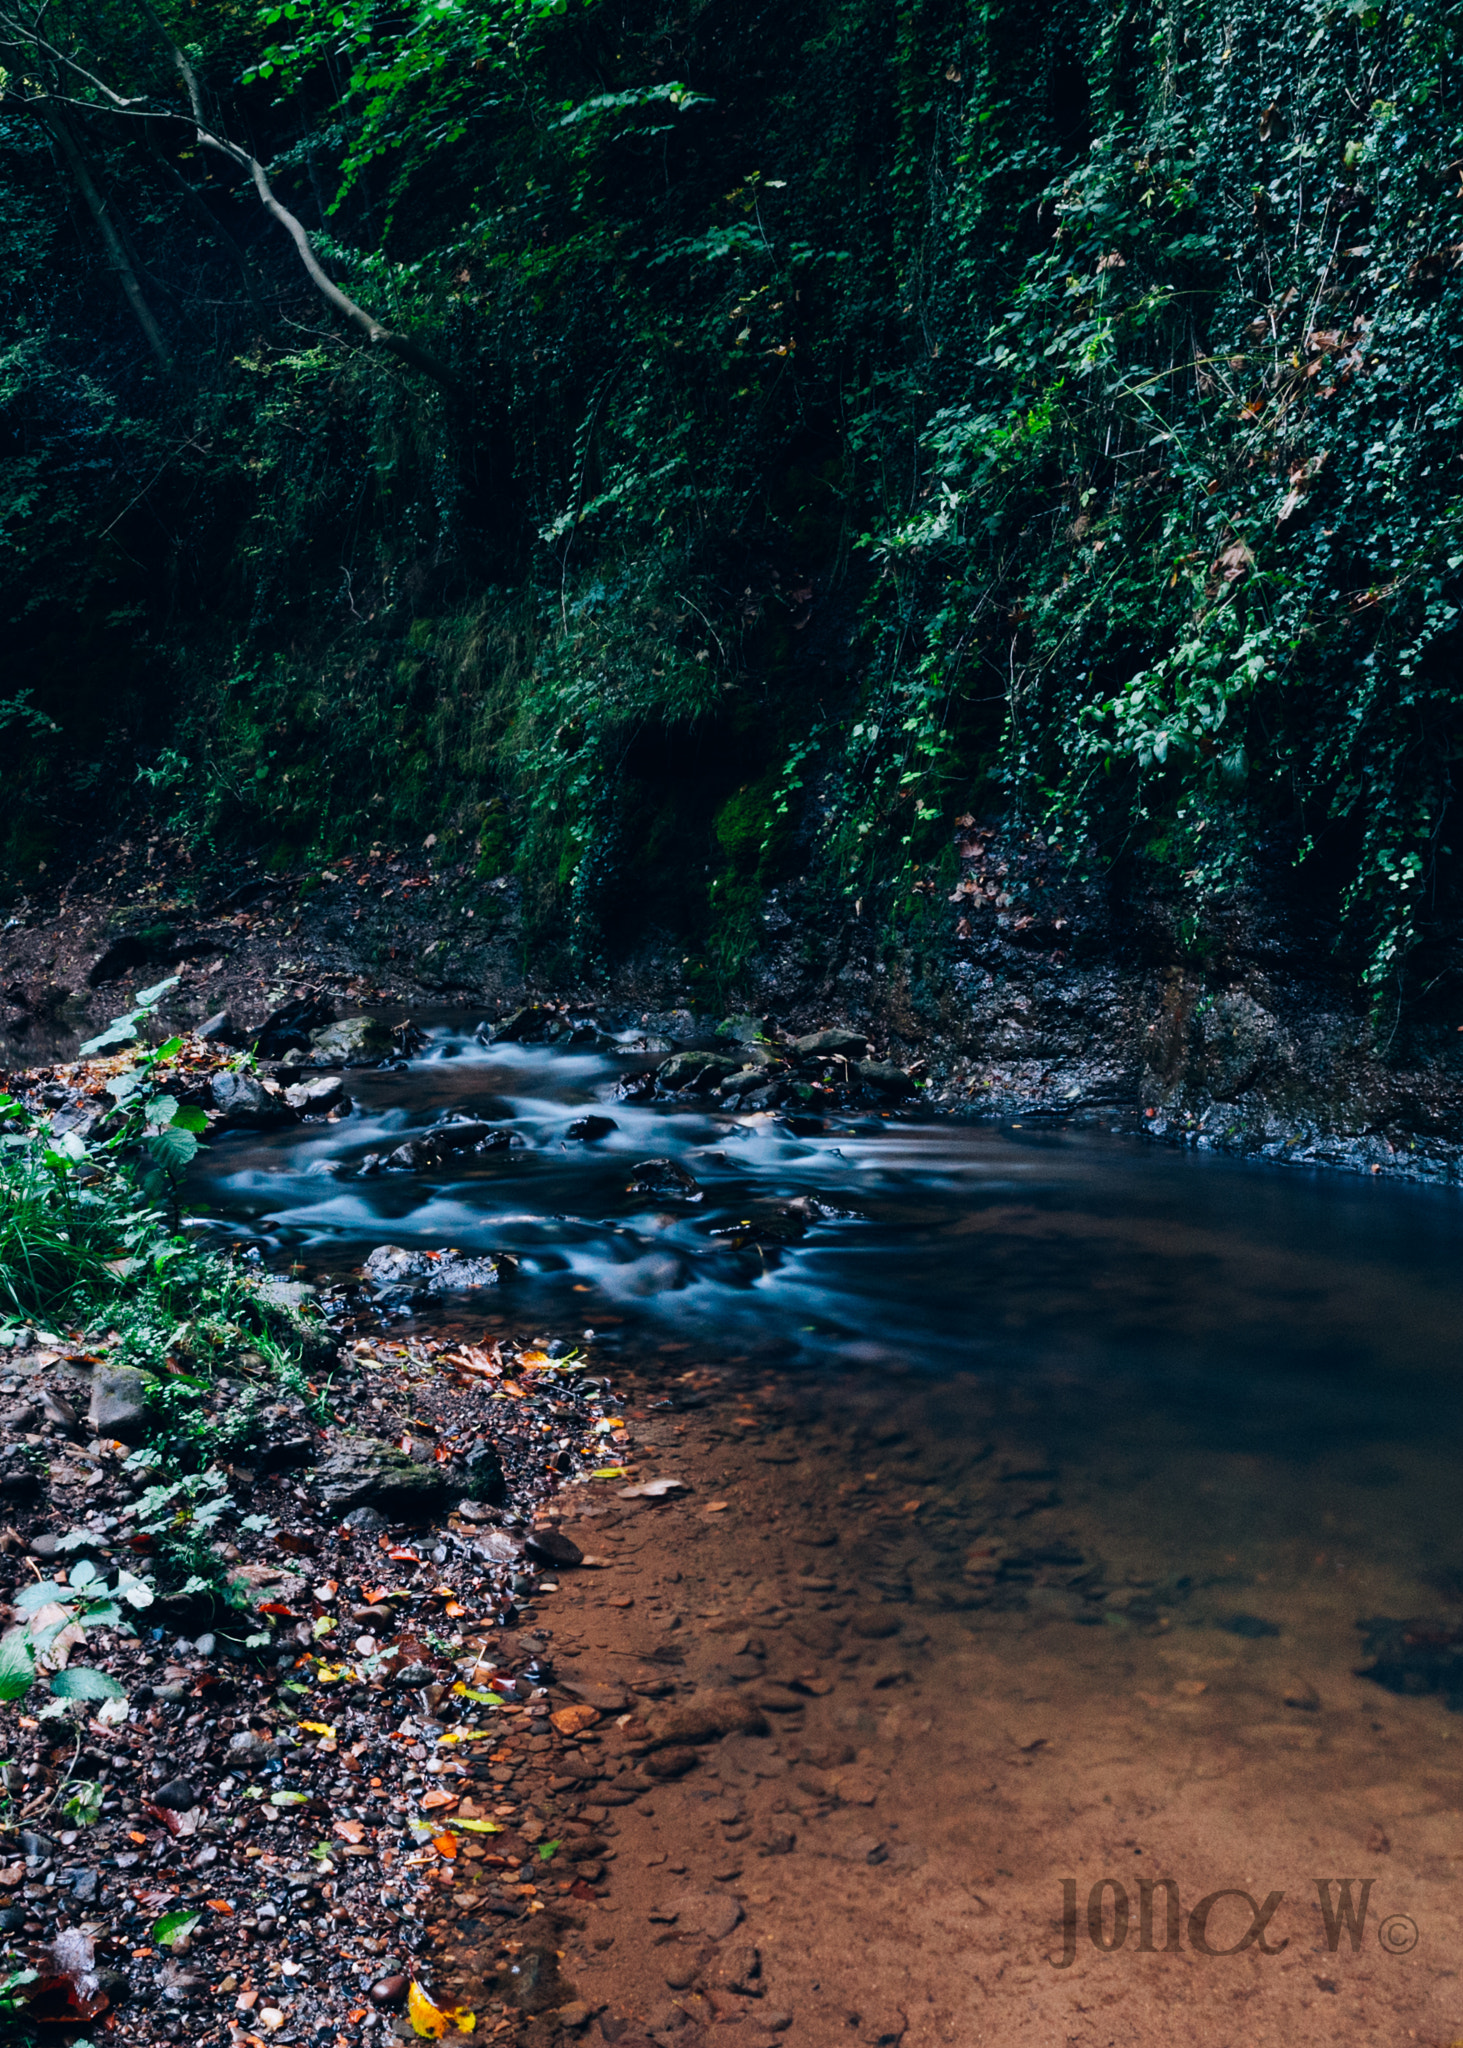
[
  {"x1": 307, "y1": 1016, "x2": 398, "y2": 1066},
  {"x1": 152, "y1": 1778, "x2": 201, "y2": 1812},
  {"x1": 50, "y1": 1100, "x2": 108, "y2": 1140},
  {"x1": 361, "y1": 1245, "x2": 506, "y2": 1301},
  {"x1": 715, "y1": 1013, "x2": 769, "y2": 1046},
  {"x1": 1198, "y1": 991, "x2": 1279, "y2": 1101},
  {"x1": 209, "y1": 1071, "x2": 297, "y2": 1128},
  {"x1": 490, "y1": 1006, "x2": 556, "y2": 1044},
  {"x1": 657, "y1": 1052, "x2": 741, "y2": 1094},
  {"x1": 227, "y1": 1731, "x2": 268, "y2": 1766},
  {"x1": 525, "y1": 1528, "x2": 583, "y2": 1569},
  {"x1": 197, "y1": 1010, "x2": 236, "y2": 1044},
  {"x1": 626, "y1": 1160, "x2": 701, "y2": 1200},
  {"x1": 283, "y1": 1074, "x2": 346, "y2": 1115},
  {"x1": 311, "y1": 1438, "x2": 450, "y2": 1518},
  {"x1": 448, "y1": 1438, "x2": 507, "y2": 1506},
  {"x1": 791, "y1": 1029, "x2": 867, "y2": 1057},
  {"x1": 370, "y1": 1975, "x2": 407, "y2": 2007},
  {"x1": 343, "y1": 1505, "x2": 389, "y2": 1533},
  {"x1": 383, "y1": 1123, "x2": 508, "y2": 1171},
  {"x1": 1282, "y1": 1676, "x2": 1321, "y2": 1711},
  {"x1": 566, "y1": 1116, "x2": 617, "y2": 1141},
  {"x1": 254, "y1": 991, "x2": 335, "y2": 1059},
  {"x1": 87, "y1": 1364, "x2": 153, "y2": 1442},
  {"x1": 855, "y1": 1060, "x2": 916, "y2": 1098}
]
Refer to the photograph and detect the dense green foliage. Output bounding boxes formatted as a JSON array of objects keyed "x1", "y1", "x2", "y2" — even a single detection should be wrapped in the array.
[{"x1": 3, "y1": 0, "x2": 1463, "y2": 988}]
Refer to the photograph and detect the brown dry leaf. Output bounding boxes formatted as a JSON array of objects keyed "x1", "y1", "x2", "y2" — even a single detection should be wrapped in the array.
[
  {"x1": 421, "y1": 1790, "x2": 458, "y2": 1812},
  {"x1": 334, "y1": 1819, "x2": 367, "y2": 1844}
]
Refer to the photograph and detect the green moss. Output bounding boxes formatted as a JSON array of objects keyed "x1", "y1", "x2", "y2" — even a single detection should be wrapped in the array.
[{"x1": 713, "y1": 766, "x2": 790, "y2": 880}]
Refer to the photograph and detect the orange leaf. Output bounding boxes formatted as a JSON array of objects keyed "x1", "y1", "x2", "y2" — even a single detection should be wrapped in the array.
[
  {"x1": 549, "y1": 1704, "x2": 599, "y2": 1737},
  {"x1": 258, "y1": 1602, "x2": 295, "y2": 1617},
  {"x1": 431, "y1": 1831, "x2": 459, "y2": 1859},
  {"x1": 206, "y1": 1898, "x2": 234, "y2": 1914},
  {"x1": 443, "y1": 1602, "x2": 467, "y2": 1619},
  {"x1": 334, "y1": 1820, "x2": 367, "y2": 1844}
]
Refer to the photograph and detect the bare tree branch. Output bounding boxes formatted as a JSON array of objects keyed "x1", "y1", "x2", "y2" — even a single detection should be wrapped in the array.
[{"x1": 0, "y1": 0, "x2": 462, "y2": 395}]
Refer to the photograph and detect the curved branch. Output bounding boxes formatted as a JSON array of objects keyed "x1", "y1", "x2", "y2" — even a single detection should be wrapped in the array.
[
  {"x1": 0, "y1": 0, "x2": 462, "y2": 396},
  {"x1": 139, "y1": 0, "x2": 462, "y2": 394}
]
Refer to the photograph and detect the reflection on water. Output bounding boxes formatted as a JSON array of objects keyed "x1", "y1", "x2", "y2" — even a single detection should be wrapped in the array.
[{"x1": 188, "y1": 1014, "x2": 1463, "y2": 1614}]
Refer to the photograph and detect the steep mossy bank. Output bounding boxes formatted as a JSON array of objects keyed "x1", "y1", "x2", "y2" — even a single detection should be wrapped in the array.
[{"x1": 4, "y1": 0, "x2": 1463, "y2": 1019}]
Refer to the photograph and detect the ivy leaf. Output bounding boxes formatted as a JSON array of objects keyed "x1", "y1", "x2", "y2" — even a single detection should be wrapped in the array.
[
  {"x1": 50, "y1": 1666, "x2": 126, "y2": 1703},
  {"x1": 0, "y1": 1627, "x2": 36, "y2": 1702}
]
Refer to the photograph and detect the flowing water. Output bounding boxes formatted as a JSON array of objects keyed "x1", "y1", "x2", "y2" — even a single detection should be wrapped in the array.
[
  {"x1": 188, "y1": 1013, "x2": 1463, "y2": 1611},
  {"x1": 187, "y1": 1014, "x2": 1463, "y2": 2036}
]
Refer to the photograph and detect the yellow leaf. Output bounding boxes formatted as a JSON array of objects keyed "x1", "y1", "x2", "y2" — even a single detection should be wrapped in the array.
[
  {"x1": 590, "y1": 1466, "x2": 629, "y2": 1479},
  {"x1": 408, "y1": 1981, "x2": 450, "y2": 2039},
  {"x1": 450, "y1": 1817, "x2": 503, "y2": 1835},
  {"x1": 518, "y1": 1349, "x2": 551, "y2": 1367},
  {"x1": 299, "y1": 1721, "x2": 336, "y2": 1739},
  {"x1": 406, "y1": 1980, "x2": 476, "y2": 2035},
  {"x1": 313, "y1": 1616, "x2": 337, "y2": 1637}
]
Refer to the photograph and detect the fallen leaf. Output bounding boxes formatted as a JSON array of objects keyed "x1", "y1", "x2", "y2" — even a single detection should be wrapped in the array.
[
  {"x1": 449, "y1": 1818, "x2": 503, "y2": 1835},
  {"x1": 617, "y1": 1477, "x2": 689, "y2": 1500},
  {"x1": 152, "y1": 1910, "x2": 201, "y2": 1949},
  {"x1": 299, "y1": 1721, "x2": 336, "y2": 1739},
  {"x1": 408, "y1": 1978, "x2": 477, "y2": 2037},
  {"x1": 334, "y1": 1820, "x2": 367, "y2": 1844},
  {"x1": 705, "y1": 1501, "x2": 729, "y2": 1513},
  {"x1": 550, "y1": 1704, "x2": 599, "y2": 1736},
  {"x1": 431, "y1": 1832, "x2": 458, "y2": 1859}
]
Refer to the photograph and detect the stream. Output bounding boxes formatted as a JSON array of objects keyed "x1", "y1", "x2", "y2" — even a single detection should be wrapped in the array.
[{"x1": 189, "y1": 1013, "x2": 1463, "y2": 1620}]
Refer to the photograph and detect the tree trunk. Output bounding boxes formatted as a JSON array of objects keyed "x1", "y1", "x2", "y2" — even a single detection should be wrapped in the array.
[{"x1": 44, "y1": 108, "x2": 173, "y2": 374}]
